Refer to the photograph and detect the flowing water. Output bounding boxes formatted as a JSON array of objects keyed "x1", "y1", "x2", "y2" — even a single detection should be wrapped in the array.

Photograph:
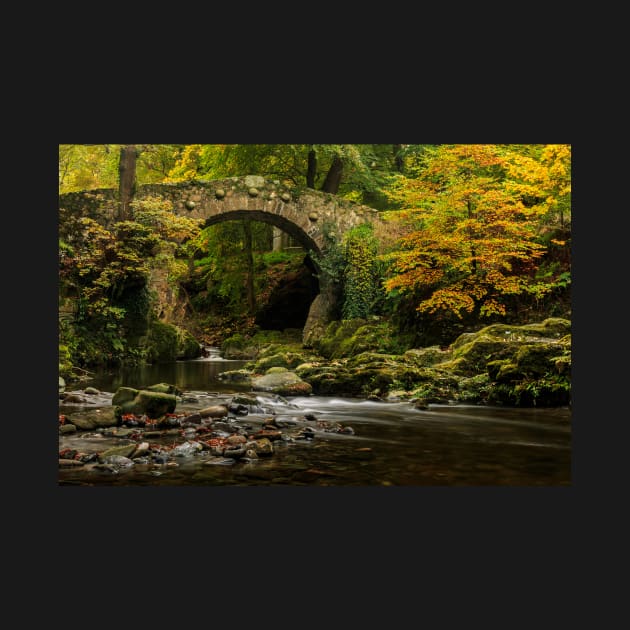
[{"x1": 58, "y1": 348, "x2": 571, "y2": 486}]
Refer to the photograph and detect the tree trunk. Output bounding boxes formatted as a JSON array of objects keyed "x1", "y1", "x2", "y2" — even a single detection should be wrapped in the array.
[
  {"x1": 243, "y1": 221, "x2": 256, "y2": 314},
  {"x1": 393, "y1": 144, "x2": 404, "y2": 172},
  {"x1": 321, "y1": 154, "x2": 343, "y2": 194},
  {"x1": 118, "y1": 145, "x2": 137, "y2": 221},
  {"x1": 306, "y1": 147, "x2": 317, "y2": 188}
]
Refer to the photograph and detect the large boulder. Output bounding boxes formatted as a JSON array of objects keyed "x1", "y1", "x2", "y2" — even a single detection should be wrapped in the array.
[
  {"x1": 252, "y1": 368, "x2": 313, "y2": 396},
  {"x1": 147, "y1": 321, "x2": 201, "y2": 363},
  {"x1": 113, "y1": 387, "x2": 177, "y2": 420}
]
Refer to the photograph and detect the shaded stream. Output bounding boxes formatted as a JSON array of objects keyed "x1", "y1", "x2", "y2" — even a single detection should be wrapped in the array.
[{"x1": 59, "y1": 349, "x2": 571, "y2": 486}]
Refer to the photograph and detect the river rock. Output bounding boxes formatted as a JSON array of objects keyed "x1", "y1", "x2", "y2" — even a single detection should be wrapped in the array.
[
  {"x1": 253, "y1": 437, "x2": 274, "y2": 456},
  {"x1": 199, "y1": 405, "x2": 229, "y2": 418},
  {"x1": 146, "y1": 382, "x2": 181, "y2": 395},
  {"x1": 114, "y1": 389, "x2": 177, "y2": 420},
  {"x1": 99, "y1": 444, "x2": 137, "y2": 459},
  {"x1": 251, "y1": 370, "x2": 312, "y2": 396},
  {"x1": 64, "y1": 407, "x2": 119, "y2": 430}
]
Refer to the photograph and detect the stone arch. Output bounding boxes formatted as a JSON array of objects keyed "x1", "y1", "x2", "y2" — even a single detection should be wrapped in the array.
[
  {"x1": 201, "y1": 209, "x2": 320, "y2": 255},
  {"x1": 59, "y1": 175, "x2": 384, "y2": 344}
]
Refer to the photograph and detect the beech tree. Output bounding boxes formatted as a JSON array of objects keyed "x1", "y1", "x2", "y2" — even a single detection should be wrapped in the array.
[{"x1": 381, "y1": 144, "x2": 568, "y2": 319}]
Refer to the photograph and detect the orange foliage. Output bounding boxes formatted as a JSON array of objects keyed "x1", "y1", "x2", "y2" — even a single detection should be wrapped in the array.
[{"x1": 382, "y1": 144, "x2": 566, "y2": 319}]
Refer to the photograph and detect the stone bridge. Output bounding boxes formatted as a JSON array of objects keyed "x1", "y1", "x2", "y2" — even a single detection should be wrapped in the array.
[
  {"x1": 59, "y1": 175, "x2": 385, "y2": 344},
  {"x1": 59, "y1": 174, "x2": 383, "y2": 255}
]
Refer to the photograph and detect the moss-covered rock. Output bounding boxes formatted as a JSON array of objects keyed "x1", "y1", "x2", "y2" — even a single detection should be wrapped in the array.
[
  {"x1": 176, "y1": 327, "x2": 202, "y2": 360},
  {"x1": 456, "y1": 374, "x2": 492, "y2": 404},
  {"x1": 292, "y1": 318, "x2": 571, "y2": 406},
  {"x1": 403, "y1": 346, "x2": 451, "y2": 367},
  {"x1": 513, "y1": 343, "x2": 568, "y2": 377},
  {"x1": 112, "y1": 387, "x2": 139, "y2": 406},
  {"x1": 145, "y1": 382, "x2": 181, "y2": 395},
  {"x1": 265, "y1": 366, "x2": 289, "y2": 374},
  {"x1": 315, "y1": 319, "x2": 367, "y2": 359},
  {"x1": 251, "y1": 371, "x2": 313, "y2": 396},
  {"x1": 63, "y1": 407, "x2": 119, "y2": 430},
  {"x1": 146, "y1": 321, "x2": 200, "y2": 363},
  {"x1": 248, "y1": 349, "x2": 318, "y2": 372},
  {"x1": 113, "y1": 388, "x2": 177, "y2": 420},
  {"x1": 220, "y1": 333, "x2": 260, "y2": 360},
  {"x1": 314, "y1": 318, "x2": 407, "y2": 359},
  {"x1": 146, "y1": 320, "x2": 179, "y2": 363},
  {"x1": 216, "y1": 369, "x2": 253, "y2": 384}
]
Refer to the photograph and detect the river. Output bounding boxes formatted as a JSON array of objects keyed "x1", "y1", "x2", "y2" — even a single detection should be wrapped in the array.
[{"x1": 58, "y1": 349, "x2": 571, "y2": 486}]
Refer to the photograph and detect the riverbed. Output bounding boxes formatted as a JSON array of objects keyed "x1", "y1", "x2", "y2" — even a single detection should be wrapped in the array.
[{"x1": 58, "y1": 351, "x2": 571, "y2": 486}]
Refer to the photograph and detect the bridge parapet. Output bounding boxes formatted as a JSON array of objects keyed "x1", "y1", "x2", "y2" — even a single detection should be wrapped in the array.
[{"x1": 59, "y1": 175, "x2": 383, "y2": 253}]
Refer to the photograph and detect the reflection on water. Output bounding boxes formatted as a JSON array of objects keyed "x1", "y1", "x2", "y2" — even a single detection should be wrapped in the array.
[
  {"x1": 83, "y1": 352, "x2": 250, "y2": 394},
  {"x1": 60, "y1": 355, "x2": 572, "y2": 487}
]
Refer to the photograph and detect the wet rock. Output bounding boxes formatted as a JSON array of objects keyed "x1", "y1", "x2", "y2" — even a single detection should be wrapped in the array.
[
  {"x1": 146, "y1": 382, "x2": 181, "y2": 395},
  {"x1": 199, "y1": 405, "x2": 229, "y2": 418},
  {"x1": 84, "y1": 387, "x2": 100, "y2": 395},
  {"x1": 143, "y1": 430, "x2": 163, "y2": 438},
  {"x1": 252, "y1": 371, "x2": 313, "y2": 396},
  {"x1": 183, "y1": 412, "x2": 203, "y2": 424},
  {"x1": 133, "y1": 442, "x2": 150, "y2": 458},
  {"x1": 65, "y1": 407, "x2": 118, "y2": 430},
  {"x1": 112, "y1": 387, "x2": 138, "y2": 406},
  {"x1": 231, "y1": 394, "x2": 259, "y2": 406},
  {"x1": 101, "y1": 427, "x2": 137, "y2": 438},
  {"x1": 228, "y1": 402, "x2": 249, "y2": 415},
  {"x1": 226, "y1": 435, "x2": 247, "y2": 445},
  {"x1": 59, "y1": 376, "x2": 66, "y2": 394},
  {"x1": 115, "y1": 390, "x2": 177, "y2": 420},
  {"x1": 253, "y1": 437, "x2": 274, "y2": 456},
  {"x1": 101, "y1": 455, "x2": 134, "y2": 468},
  {"x1": 223, "y1": 444, "x2": 247, "y2": 458},
  {"x1": 63, "y1": 393, "x2": 88, "y2": 404},
  {"x1": 295, "y1": 427, "x2": 315, "y2": 440},
  {"x1": 78, "y1": 452, "x2": 99, "y2": 463},
  {"x1": 213, "y1": 421, "x2": 239, "y2": 433},
  {"x1": 216, "y1": 369, "x2": 253, "y2": 384},
  {"x1": 100, "y1": 444, "x2": 137, "y2": 460},
  {"x1": 59, "y1": 424, "x2": 77, "y2": 434},
  {"x1": 273, "y1": 416, "x2": 299, "y2": 427},
  {"x1": 250, "y1": 429, "x2": 282, "y2": 441},
  {"x1": 171, "y1": 441, "x2": 203, "y2": 457}
]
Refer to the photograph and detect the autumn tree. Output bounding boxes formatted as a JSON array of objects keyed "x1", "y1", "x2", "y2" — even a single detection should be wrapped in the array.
[
  {"x1": 166, "y1": 144, "x2": 398, "y2": 204},
  {"x1": 59, "y1": 144, "x2": 185, "y2": 194},
  {"x1": 381, "y1": 144, "x2": 568, "y2": 320}
]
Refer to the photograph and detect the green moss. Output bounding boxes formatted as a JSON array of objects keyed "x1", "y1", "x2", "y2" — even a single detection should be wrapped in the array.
[
  {"x1": 147, "y1": 320, "x2": 179, "y2": 363},
  {"x1": 513, "y1": 343, "x2": 566, "y2": 377},
  {"x1": 315, "y1": 318, "x2": 406, "y2": 359},
  {"x1": 266, "y1": 366, "x2": 288, "y2": 374}
]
